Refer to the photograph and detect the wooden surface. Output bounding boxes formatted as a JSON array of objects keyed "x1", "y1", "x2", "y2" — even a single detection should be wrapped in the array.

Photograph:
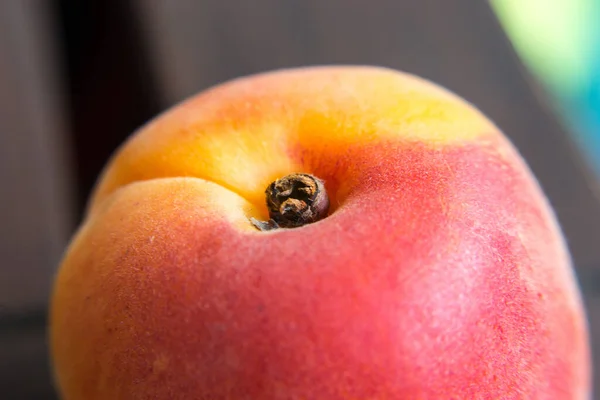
[
  {"x1": 0, "y1": 1, "x2": 74, "y2": 314},
  {"x1": 0, "y1": 1, "x2": 74, "y2": 398},
  {"x1": 2, "y1": 0, "x2": 600, "y2": 398}
]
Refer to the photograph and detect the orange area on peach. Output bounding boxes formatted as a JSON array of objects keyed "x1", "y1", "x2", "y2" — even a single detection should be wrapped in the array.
[
  {"x1": 89, "y1": 66, "x2": 499, "y2": 216},
  {"x1": 50, "y1": 178, "x2": 253, "y2": 399}
]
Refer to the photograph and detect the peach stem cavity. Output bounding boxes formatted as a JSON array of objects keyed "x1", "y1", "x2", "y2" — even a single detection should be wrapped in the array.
[{"x1": 250, "y1": 173, "x2": 329, "y2": 231}]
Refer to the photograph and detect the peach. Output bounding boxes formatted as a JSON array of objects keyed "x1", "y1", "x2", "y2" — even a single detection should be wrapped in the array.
[{"x1": 50, "y1": 66, "x2": 590, "y2": 399}]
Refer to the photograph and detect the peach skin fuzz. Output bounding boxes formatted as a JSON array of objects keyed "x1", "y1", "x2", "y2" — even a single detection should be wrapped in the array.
[{"x1": 50, "y1": 66, "x2": 590, "y2": 399}]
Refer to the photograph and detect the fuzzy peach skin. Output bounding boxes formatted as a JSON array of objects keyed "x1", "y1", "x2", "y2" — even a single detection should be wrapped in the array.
[{"x1": 50, "y1": 66, "x2": 590, "y2": 399}]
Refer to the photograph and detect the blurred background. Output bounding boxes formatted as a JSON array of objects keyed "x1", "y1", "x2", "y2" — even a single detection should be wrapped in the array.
[{"x1": 1, "y1": 1, "x2": 599, "y2": 398}]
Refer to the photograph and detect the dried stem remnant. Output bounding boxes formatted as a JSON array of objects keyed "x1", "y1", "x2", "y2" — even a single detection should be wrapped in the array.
[{"x1": 250, "y1": 173, "x2": 329, "y2": 231}]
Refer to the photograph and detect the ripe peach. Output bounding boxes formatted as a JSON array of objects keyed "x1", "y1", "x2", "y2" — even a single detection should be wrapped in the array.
[{"x1": 50, "y1": 66, "x2": 590, "y2": 399}]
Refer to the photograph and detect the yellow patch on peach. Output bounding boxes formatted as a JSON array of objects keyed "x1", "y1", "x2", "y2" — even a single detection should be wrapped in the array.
[{"x1": 89, "y1": 66, "x2": 497, "y2": 215}]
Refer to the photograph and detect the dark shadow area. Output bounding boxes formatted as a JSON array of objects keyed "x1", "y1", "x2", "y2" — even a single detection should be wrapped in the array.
[{"x1": 56, "y1": 0, "x2": 160, "y2": 217}]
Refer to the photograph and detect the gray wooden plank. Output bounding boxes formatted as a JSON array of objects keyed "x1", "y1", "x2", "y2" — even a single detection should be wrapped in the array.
[
  {"x1": 0, "y1": 0, "x2": 75, "y2": 314},
  {"x1": 0, "y1": 316, "x2": 57, "y2": 399},
  {"x1": 132, "y1": 0, "x2": 600, "y2": 271}
]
